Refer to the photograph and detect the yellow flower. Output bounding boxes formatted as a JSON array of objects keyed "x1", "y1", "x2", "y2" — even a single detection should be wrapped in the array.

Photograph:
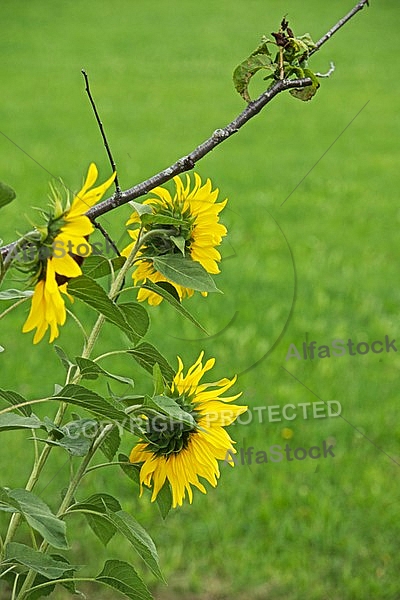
[
  {"x1": 122, "y1": 173, "x2": 227, "y2": 305},
  {"x1": 130, "y1": 352, "x2": 247, "y2": 508},
  {"x1": 22, "y1": 163, "x2": 115, "y2": 343}
]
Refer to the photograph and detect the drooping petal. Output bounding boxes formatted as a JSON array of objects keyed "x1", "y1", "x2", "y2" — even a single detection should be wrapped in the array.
[{"x1": 129, "y1": 353, "x2": 247, "y2": 508}]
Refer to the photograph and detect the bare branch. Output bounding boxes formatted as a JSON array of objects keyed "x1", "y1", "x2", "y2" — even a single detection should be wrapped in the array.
[
  {"x1": 310, "y1": 0, "x2": 369, "y2": 55},
  {"x1": 87, "y1": 76, "x2": 312, "y2": 220},
  {"x1": 0, "y1": 0, "x2": 369, "y2": 261},
  {"x1": 81, "y1": 69, "x2": 121, "y2": 195}
]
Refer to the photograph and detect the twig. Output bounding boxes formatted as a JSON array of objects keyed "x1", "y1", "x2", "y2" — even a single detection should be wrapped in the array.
[
  {"x1": 81, "y1": 69, "x2": 121, "y2": 195},
  {"x1": 0, "y1": 0, "x2": 369, "y2": 261},
  {"x1": 310, "y1": 0, "x2": 369, "y2": 55},
  {"x1": 86, "y1": 77, "x2": 312, "y2": 220},
  {"x1": 315, "y1": 61, "x2": 336, "y2": 78},
  {"x1": 93, "y1": 221, "x2": 121, "y2": 256}
]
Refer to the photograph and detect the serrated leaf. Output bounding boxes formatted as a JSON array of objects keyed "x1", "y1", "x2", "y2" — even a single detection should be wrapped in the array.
[
  {"x1": 152, "y1": 255, "x2": 220, "y2": 293},
  {"x1": 5, "y1": 543, "x2": 74, "y2": 579},
  {"x1": 152, "y1": 363, "x2": 165, "y2": 396},
  {"x1": 170, "y1": 235, "x2": 186, "y2": 255},
  {"x1": 76, "y1": 357, "x2": 134, "y2": 386},
  {"x1": 24, "y1": 555, "x2": 79, "y2": 600},
  {"x1": 7, "y1": 489, "x2": 68, "y2": 549},
  {"x1": 54, "y1": 345, "x2": 75, "y2": 371},
  {"x1": 142, "y1": 281, "x2": 208, "y2": 333},
  {"x1": 37, "y1": 418, "x2": 98, "y2": 456},
  {"x1": 0, "y1": 486, "x2": 21, "y2": 512},
  {"x1": 128, "y1": 343, "x2": 174, "y2": 381},
  {"x1": 0, "y1": 412, "x2": 44, "y2": 431},
  {"x1": 145, "y1": 395, "x2": 196, "y2": 428},
  {"x1": 0, "y1": 289, "x2": 33, "y2": 300},
  {"x1": 108, "y1": 511, "x2": 164, "y2": 580},
  {"x1": 118, "y1": 453, "x2": 141, "y2": 487},
  {"x1": 129, "y1": 201, "x2": 153, "y2": 217},
  {"x1": 155, "y1": 482, "x2": 172, "y2": 520},
  {"x1": 0, "y1": 182, "x2": 16, "y2": 209},
  {"x1": 82, "y1": 255, "x2": 126, "y2": 279},
  {"x1": 118, "y1": 302, "x2": 149, "y2": 340},
  {"x1": 233, "y1": 52, "x2": 274, "y2": 102},
  {"x1": 68, "y1": 494, "x2": 121, "y2": 546},
  {"x1": 96, "y1": 559, "x2": 153, "y2": 600},
  {"x1": 56, "y1": 384, "x2": 126, "y2": 422},
  {"x1": 140, "y1": 213, "x2": 185, "y2": 227},
  {"x1": 0, "y1": 388, "x2": 32, "y2": 416},
  {"x1": 101, "y1": 426, "x2": 121, "y2": 461},
  {"x1": 67, "y1": 275, "x2": 142, "y2": 343},
  {"x1": 289, "y1": 68, "x2": 320, "y2": 101}
]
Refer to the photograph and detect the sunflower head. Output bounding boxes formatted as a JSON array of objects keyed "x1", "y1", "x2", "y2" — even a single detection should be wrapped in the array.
[
  {"x1": 122, "y1": 173, "x2": 227, "y2": 305},
  {"x1": 130, "y1": 352, "x2": 247, "y2": 508},
  {"x1": 22, "y1": 163, "x2": 115, "y2": 344}
]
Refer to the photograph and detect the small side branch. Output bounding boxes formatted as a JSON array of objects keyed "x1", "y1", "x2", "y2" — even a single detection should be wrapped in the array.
[
  {"x1": 81, "y1": 69, "x2": 121, "y2": 195},
  {"x1": 86, "y1": 77, "x2": 312, "y2": 220},
  {"x1": 0, "y1": 0, "x2": 370, "y2": 261},
  {"x1": 311, "y1": 0, "x2": 369, "y2": 55}
]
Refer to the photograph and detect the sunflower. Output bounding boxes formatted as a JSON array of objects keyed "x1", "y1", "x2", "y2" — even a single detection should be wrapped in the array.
[
  {"x1": 122, "y1": 173, "x2": 227, "y2": 305},
  {"x1": 22, "y1": 163, "x2": 115, "y2": 343},
  {"x1": 130, "y1": 352, "x2": 247, "y2": 508}
]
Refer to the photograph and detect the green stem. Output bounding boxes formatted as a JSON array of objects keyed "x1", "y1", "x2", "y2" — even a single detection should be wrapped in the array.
[
  {"x1": 19, "y1": 577, "x2": 95, "y2": 597},
  {"x1": 6, "y1": 232, "x2": 148, "y2": 594},
  {"x1": 0, "y1": 297, "x2": 29, "y2": 321},
  {"x1": 16, "y1": 425, "x2": 114, "y2": 599}
]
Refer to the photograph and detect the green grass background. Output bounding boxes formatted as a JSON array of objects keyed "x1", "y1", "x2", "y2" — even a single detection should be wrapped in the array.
[{"x1": 1, "y1": 0, "x2": 400, "y2": 598}]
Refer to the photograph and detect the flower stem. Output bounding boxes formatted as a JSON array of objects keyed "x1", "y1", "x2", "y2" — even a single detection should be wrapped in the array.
[{"x1": 16, "y1": 425, "x2": 114, "y2": 599}]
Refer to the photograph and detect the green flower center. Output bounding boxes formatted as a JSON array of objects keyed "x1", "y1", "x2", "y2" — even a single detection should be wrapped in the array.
[
  {"x1": 143, "y1": 395, "x2": 200, "y2": 458},
  {"x1": 140, "y1": 200, "x2": 196, "y2": 259}
]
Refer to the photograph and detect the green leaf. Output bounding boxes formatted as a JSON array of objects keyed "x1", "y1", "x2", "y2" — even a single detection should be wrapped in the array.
[
  {"x1": 289, "y1": 68, "x2": 320, "y2": 101},
  {"x1": 152, "y1": 255, "x2": 220, "y2": 293},
  {"x1": 96, "y1": 559, "x2": 153, "y2": 600},
  {"x1": 0, "y1": 412, "x2": 44, "y2": 431},
  {"x1": 155, "y1": 482, "x2": 172, "y2": 520},
  {"x1": 140, "y1": 213, "x2": 184, "y2": 227},
  {"x1": 101, "y1": 426, "x2": 121, "y2": 461},
  {"x1": 56, "y1": 384, "x2": 126, "y2": 422},
  {"x1": 37, "y1": 418, "x2": 98, "y2": 456},
  {"x1": 145, "y1": 395, "x2": 196, "y2": 428},
  {"x1": 54, "y1": 345, "x2": 75, "y2": 372},
  {"x1": 5, "y1": 542, "x2": 74, "y2": 579},
  {"x1": 0, "y1": 486, "x2": 21, "y2": 512},
  {"x1": 170, "y1": 235, "x2": 186, "y2": 255},
  {"x1": 76, "y1": 356, "x2": 134, "y2": 386},
  {"x1": 67, "y1": 275, "x2": 144, "y2": 343},
  {"x1": 151, "y1": 280, "x2": 180, "y2": 301},
  {"x1": 24, "y1": 555, "x2": 80, "y2": 600},
  {"x1": 128, "y1": 343, "x2": 174, "y2": 381},
  {"x1": 108, "y1": 511, "x2": 164, "y2": 580},
  {"x1": 82, "y1": 255, "x2": 126, "y2": 279},
  {"x1": 69, "y1": 494, "x2": 122, "y2": 547},
  {"x1": 0, "y1": 388, "x2": 32, "y2": 416},
  {"x1": 233, "y1": 37, "x2": 274, "y2": 102},
  {"x1": 0, "y1": 289, "x2": 33, "y2": 300},
  {"x1": 118, "y1": 453, "x2": 141, "y2": 487},
  {"x1": 152, "y1": 363, "x2": 165, "y2": 396},
  {"x1": 0, "y1": 182, "x2": 16, "y2": 209},
  {"x1": 118, "y1": 302, "x2": 149, "y2": 340},
  {"x1": 129, "y1": 201, "x2": 153, "y2": 217},
  {"x1": 5, "y1": 489, "x2": 68, "y2": 549},
  {"x1": 142, "y1": 281, "x2": 208, "y2": 333}
]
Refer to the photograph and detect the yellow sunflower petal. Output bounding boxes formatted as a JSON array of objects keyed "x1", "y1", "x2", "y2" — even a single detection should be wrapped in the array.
[{"x1": 129, "y1": 353, "x2": 246, "y2": 508}]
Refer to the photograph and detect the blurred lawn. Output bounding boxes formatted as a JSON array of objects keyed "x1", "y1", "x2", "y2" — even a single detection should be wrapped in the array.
[{"x1": 1, "y1": 0, "x2": 400, "y2": 599}]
